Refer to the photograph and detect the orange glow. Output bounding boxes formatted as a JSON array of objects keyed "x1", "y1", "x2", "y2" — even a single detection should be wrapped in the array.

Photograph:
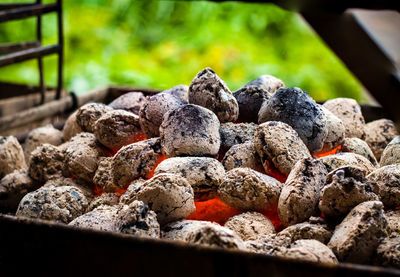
[
  {"x1": 262, "y1": 207, "x2": 284, "y2": 231},
  {"x1": 314, "y1": 145, "x2": 341, "y2": 158},
  {"x1": 93, "y1": 183, "x2": 105, "y2": 197},
  {"x1": 107, "y1": 131, "x2": 148, "y2": 156},
  {"x1": 146, "y1": 155, "x2": 167, "y2": 179},
  {"x1": 186, "y1": 196, "x2": 240, "y2": 225},
  {"x1": 265, "y1": 160, "x2": 287, "y2": 183}
]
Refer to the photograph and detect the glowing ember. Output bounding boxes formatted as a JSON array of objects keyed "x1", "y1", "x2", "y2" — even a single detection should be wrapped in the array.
[
  {"x1": 93, "y1": 183, "x2": 104, "y2": 196},
  {"x1": 314, "y1": 145, "x2": 341, "y2": 158},
  {"x1": 265, "y1": 160, "x2": 287, "y2": 183},
  {"x1": 262, "y1": 207, "x2": 284, "y2": 231},
  {"x1": 146, "y1": 155, "x2": 167, "y2": 179},
  {"x1": 106, "y1": 132, "x2": 147, "y2": 156}
]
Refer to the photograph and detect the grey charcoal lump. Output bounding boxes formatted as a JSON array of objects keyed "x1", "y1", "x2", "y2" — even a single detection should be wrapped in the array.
[
  {"x1": 119, "y1": 178, "x2": 146, "y2": 204},
  {"x1": 224, "y1": 212, "x2": 275, "y2": 241},
  {"x1": 219, "y1": 122, "x2": 257, "y2": 151},
  {"x1": 162, "y1": 220, "x2": 217, "y2": 241},
  {"x1": 367, "y1": 164, "x2": 400, "y2": 208},
  {"x1": 111, "y1": 138, "x2": 161, "y2": 187},
  {"x1": 62, "y1": 110, "x2": 83, "y2": 141},
  {"x1": 254, "y1": 121, "x2": 311, "y2": 175},
  {"x1": 24, "y1": 124, "x2": 63, "y2": 161},
  {"x1": 380, "y1": 136, "x2": 400, "y2": 166},
  {"x1": 278, "y1": 158, "x2": 327, "y2": 226},
  {"x1": 386, "y1": 210, "x2": 400, "y2": 235},
  {"x1": 87, "y1": 192, "x2": 119, "y2": 212},
  {"x1": 16, "y1": 185, "x2": 89, "y2": 223},
  {"x1": 319, "y1": 152, "x2": 375, "y2": 174},
  {"x1": 322, "y1": 98, "x2": 366, "y2": 139},
  {"x1": 154, "y1": 156, "x2": 225, "y2": 201},
  {"x1": 365, "y1": 119, "x2": 399, "y2": 161},
  {"x1": 76, "y1": 102, "x2": 113, "y2": 133},
  {"x1": 319, "y1": 106, "x2": 345, "y2": 153},
  {"x1": 375, "y1": 237, "x2": 400, "y2": 269},
  {"x1": 218, "y1": 168, "x2": 282, "y2": 212},
  {"x1": 162, "y1": 84, "x2": 189, "y2": 103},
  {"x1": 108, "y1": 91, "x2": 147, "y2": 115},
  {"x1": 258, "y1": 87, "x2": 328, "y2": 153},
  {"x1": 69, "y1": 205, "x2": 119, "y2": 232},
  {"x1": 222, "y1": 141, "x2": 264, "y2": 172},
  {"x1": 278, "y1": 220, "x2": 332, "y2": 244},
  {"x1": 340, "y1": 137, "x2": 378, "y2": 167},
  {"x1": 93, "y1": 157, "x2": 114, "y2": 192},
  {"x1": 160, "y1": 104, "x2": 221, "y2": 157},
  {"x1": 139, "y1": 92, "x2": 185, "y2": 138},
  {"x1": 328, "y1": 201, "x2": 387, "y2": 263},
  {"x1": 233, "y1": 86, "x2": 271, "y2": 123},
  {"x1": 188, "y1": 67, "x2": 239, "y2": 123},
  {"x1": 128, "y1": 173, "x2": 195, "y2": 225},
  {"x1": 42, "y1": 177, "x2": 94, "y2": 200},
  {"x1": 319, "y1": 166, "x2": 379, "y2": 219},
  {"x1": 244, "y1": 74, "x2": 285, "y2": 93},
  {"x1": 94, "y1": 109, "x2": 141, "y2": 149},
  {"x1": 0, "y1": 136, "x2": 27, "y2": 179}
]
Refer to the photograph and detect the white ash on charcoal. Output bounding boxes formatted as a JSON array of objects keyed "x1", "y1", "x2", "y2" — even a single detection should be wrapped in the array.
[
  {"x1": 127, "y1": 173, "x2": 195, "y2": 225},
  {"x1": 23, "y1": 124, "x2": 63, "y2": 161},
  {"x1": 162, "y1": 220, "x2": 215, "y2": 241},
  {"x1": 339, "y1": 137, "x2": 378, "y2": 167},
  {"x1": 62, "y1": 110, "x2": 83, "y2": 141},
  {"x1": 380, "y1": 136, "x2": 400, "y2": 166},
  {"x1": 154, "y1": 156, "x2": 225, "y2": 201},
  {"x1": 0, "y1": 169, "x2": 38, "y2": 213},
  {"x1": 0, "y1": 136, "x2": 27, "y2": 179},
  {"x1": 42, "y1": 176, "x2": 94, "y2": 200},
  {"x1": 69, "y1": 204, "x2": 119, "y2": 232},
  {"x1": 322, "y1": 98, "x2": 366, "y2": 139},
  {"x1": 28, "y1": 144, "x2": 67, "y2": 183},
  {"x1": 224, "y1": 212, "x2": 275, "y2": 241},
  {"x1": 254, "y1": 121, "x2": 311, "y2": 175},
  {"x1": 367, "y1": 164, "x2": 400, "y2": 208},
  {"x1": 139, "y1": 92, "x2": 186, "y2": 138},
  {"x1": 258, "y1": 87, "x2": 328, "y2": 153},
  {"x1": 319, "y1": 106, "x2": 345, "y2": 153},
  {"x1": 319, "y1": 166, "x2": 378, "y2": 219},
  {"x1": 327, "y1": 201, "x2": 387, "y2": 263},
  {"x1": 93, "y1": 157, "x2": 114, "y2": 192},
  {"x1": 188, "y1": 67, "x2": 239, "y2": 123},
  {"x1": 76, "y1": 102, "x2": 113, "y2": 133},
  {"x1": 218, "y1": 167, "x2": 282, "y2": 212},
  {"x1": 162, "y1": 84, "x2": 189, "y2": 103},
  {"x1": 278, "y1": 158, "x2": 327, "y2": 227},
  {"x1": 278, "y1": 219, "x2": 332, "y2": 244},
  {"x1": 365, "y1": 119, "x2": 399, "y2": 161},
  {"x1": 244, "y1": 74, "x2": 285, "y2": 93},
  {"x1": 108, "y1": 91, "x2": 147, "y2": 115},
  {"x1": 219, "y1": 122, "x2": 257, "y2": 151},
  {"x1": 374, "y1": 237, "x2": 400, "y2": 269},
  {"x1": 319, "y1": 152, "x2": 375, "y2": 174},
  {"x1": 160, "y1": 104, "x2": 221, "y2": 157},
  {"x1": 111, "y1": 138, "x2": 161, "y2": 188},
  {"x1": 222, "y1": 141, "x2": 264, "y2": 172},
  {"x1": 244, "y1": 233, "x2": 291, "y2": 254},
  {"x1": 94, "y1": 109, "x2": 142, "y2": 150},
  {"x1": 119, "y1": 178, "x2": 146, "y2": 204},
  {"x1": 87, "y1": 192, "x2": 119, "y2": 212},
  {"x1": 233, "y1": 86, "x2": 271, "y2": 123},
  {"x1": 16, "y1": 185, "x2": 89, "y2": 223},
  {"x1": 386, "y1": 210, "x2": 400, "y2": 236}
]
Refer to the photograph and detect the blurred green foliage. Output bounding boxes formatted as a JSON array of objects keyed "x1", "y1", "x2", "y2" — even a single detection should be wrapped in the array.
[{"x1": 0, "y1": 0, "x2": 364, "y2": 101}]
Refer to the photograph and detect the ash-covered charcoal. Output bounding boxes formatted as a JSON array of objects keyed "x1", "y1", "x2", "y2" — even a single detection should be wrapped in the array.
[
  {"x1": 116, "y1": 200, "x2": 160, "y2": 238},
  {"x1": 274, "y1": 239, "x2": 338, "y2": 265},
  {"x1": 219, "y1": 122, "x2": 257, "y2": 151},
  {"x1": 244, "y1": 233, "x2": 291, "y2": 254},
  {"x1": 319, "y1": 152, "x2": 375, "y2": 174},
  {"x1": 188, "y1": 67, "x2": 239, "y2": 123},
  {"x1": 16, "y1": 185, "x2": 89, "y2": 223},
  {"x1": 154, "y1": 157, "x2": 225, "y2": 201},
  {"x1": 322, "y1": 98, "x2": 366, "y2": 139},
  {"x1": 162, "y1": 220, "x2": 218, "y2": 241},
  {"x1": 108, "y1": 91, "x2": 147, "y2": 115},
  {"x1": 278, "y1": 158, "x2": 327, "y2": 227},
  {"x1": 162, "y1": 84, "x2": 189, "y2": 103},
  {"x1": 24, "y1": 124, "x2": 63, "y2": 161},
  {"x1": 76, "y1": 102, "x2": 113, "y2": 133},
  {"x1": 139, "y1": 92, "x2": 186, "y2": 138},
  {"x1": 365, "y1": 119, "x2": 399, "y2": 161},
  {"x1": 233, "y1": 86, "x2": 270, "y2": 123},
  {"x1": 222, "y1": 141, "x2": 264, "y2": 172},
  {"x1": 112, "y1": 138, "x2": 161, "y2": 187},
  {"x1": 160, "y1": 104, "x2": 221, "y2": 157},
  {"x1": 87, "y1": 192, "x2": 119, "y2": 212},
  {"x1": 328, "y1": 201, "x2": 387, "y2": 263},
  {"x1": 119, "y1": 178, "x2": 146, "y2": 204},
  {"x1": 386, "y1": 210, "x2": 400, "y2": 235},
  {"x1": 367, "y1": 164, "x2": 400, "y2": 208},
  {"x1": 62, "y1": 110, "x2": 83, "y2": 141},
  {"x1": 380, "y1": 136, "x2": 400, "y2": 166},
  {"x1": 258, "y1": 88, "x2": 328, "y2": 154},
  {"x1": 0, "y1": 136, "x2": 27, "y2": 179},
  {"x1": 69, "y1": 205, "x2": 119, "y2": 232},
  {"x1": 340, "y1": 137, "x2": 378, "y2": 167},
  {"x1": 94, "y1": 109, "x2": 141, "y2": 150},
  {"x1": 93, "y1": 157, "x2": 114, "y2": 192},
  {"x1": 319, "y1": 106, "x2": 345, "y2": 153},
  {"x1": 0, "y1": 169, "x2": 38, "y2": 213},
  {"x1": 218, "y1": 167, "x2": 282, "y2": 212},
  {"x1": 28, "y1": 144, "x2": 66, "y2": 183},
  {"x1": 244, "y1": 74, "x2": 285, "y2": 93},
  {"x1": 374, "y1": 237, "x2": 400, "y2": 269},
  {"x1": 278, "y1": 220, "x2": 333, "y2": 244},
  {"x1": 128, "y1": 173, "x2": 195, "y2": 225},
  {"x1": 224, "y1": 212, "x2": 276, "y2": 241},
  {"x1": 254, "y1": 121, "x2": 311, "y2": 175},
  {"x1": 42, "y1": 176, "x2": 94, "y2": 200},
  {"x1": 319, "y1": 166, "x2": 379, "y2": 219}
]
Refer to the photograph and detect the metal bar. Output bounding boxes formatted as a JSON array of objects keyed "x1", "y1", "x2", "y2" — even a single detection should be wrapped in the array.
[
  {"x1": 0, "y1": 45, "x2": 59, "y2": 67},
  {"x1": 0, "y1": 4, "x2": 35, "y2": 11},
  {"x1": 56, "y1": 0, "x2": 63, "y2": 100},
  {"x1": 0, "y1": 3, "x2": 57, "y2": 23},
  {"x1": 0, "y1": 41, "x2": 40, "y2": 55},
  {"x1": 36, "y1": 0, "x2": 45, "y2": 104}
]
